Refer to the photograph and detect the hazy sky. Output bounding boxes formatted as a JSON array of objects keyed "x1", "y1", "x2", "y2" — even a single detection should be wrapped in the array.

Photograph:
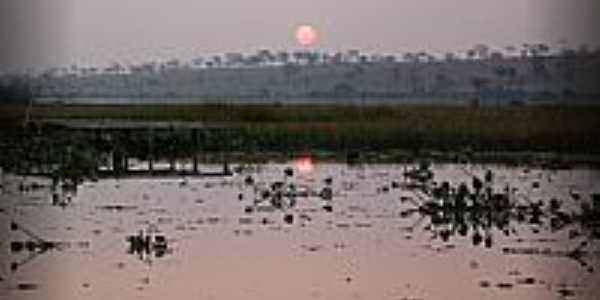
[{"x1": 2, "y1": 0, "x2": 599, "y2": 69}]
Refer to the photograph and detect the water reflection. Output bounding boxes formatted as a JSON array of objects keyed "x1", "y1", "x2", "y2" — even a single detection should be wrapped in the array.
[
  {"x1": 126, "y1": 229, "x2": 171, "y2": 264},
  {"x1": 241, "y1": 166, "x2": 334, "y2": 223},
  {"x1": 293, "y1": 154, "x2": 315, "y2": 174},
  {"x1": 0, "y1": 161, "x2": 599, "y2": 300},
  {"x1": 398, "y1": 165, "x2": 600, "y2": 273},
  {"x1": 7, "y1": 221, "x2": 79, "y2": 273}
]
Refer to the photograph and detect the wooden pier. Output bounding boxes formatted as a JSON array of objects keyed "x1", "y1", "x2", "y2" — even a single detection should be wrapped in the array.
[{"x1": 19, "y1": 119, "x2": 235, "y2": 178}]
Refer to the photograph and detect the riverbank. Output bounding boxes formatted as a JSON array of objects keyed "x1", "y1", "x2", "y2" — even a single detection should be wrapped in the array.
[{"x1": 1, "y1": 103, "x2": 600, "y2": 154}]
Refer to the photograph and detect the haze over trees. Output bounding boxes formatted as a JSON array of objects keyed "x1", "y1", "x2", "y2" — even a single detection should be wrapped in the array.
[
  {"x1": 2, "y1": 43, "x2": 599, "y2": 105},
  {"x1": 0, "y1": 75, "x2": 33, "y2": 104}
]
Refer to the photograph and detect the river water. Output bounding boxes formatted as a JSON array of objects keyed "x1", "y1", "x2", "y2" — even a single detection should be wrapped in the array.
[{"x1": 1, "y1": 162, "x2": 599, "y2": 300}]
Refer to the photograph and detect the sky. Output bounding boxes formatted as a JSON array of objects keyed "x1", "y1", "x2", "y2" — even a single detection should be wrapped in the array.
[{"x1": 1, "y1": 0, "x2": 599, "y2": 70}]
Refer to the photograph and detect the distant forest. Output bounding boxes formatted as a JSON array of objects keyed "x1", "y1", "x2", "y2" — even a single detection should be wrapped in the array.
[
  {"x1": 0, "y1": 76, "x2": 32, "y2": 103},
  {"x1": 2, "y1": 45, "x2": 600, "y2": 105}
]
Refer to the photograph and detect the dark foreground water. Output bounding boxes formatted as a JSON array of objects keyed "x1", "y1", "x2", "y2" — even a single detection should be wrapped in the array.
[{"x1": 1, "y1": 162, "x2": 599, "y2": 300}]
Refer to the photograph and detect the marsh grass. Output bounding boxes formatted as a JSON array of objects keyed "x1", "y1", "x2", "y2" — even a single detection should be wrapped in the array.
[{"x1": 1, "y1": 103, "x2": 599, "y2": 152}]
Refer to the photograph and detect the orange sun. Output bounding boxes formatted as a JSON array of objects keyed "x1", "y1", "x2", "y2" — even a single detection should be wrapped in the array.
[{"x1": 295, "y1": 25, "x2": 319, "y2": 47}]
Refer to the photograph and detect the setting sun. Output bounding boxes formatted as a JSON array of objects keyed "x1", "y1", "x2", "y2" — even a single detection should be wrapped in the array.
[{"x1": 295, "y1": 25, "x2": 318, "y2": 46}]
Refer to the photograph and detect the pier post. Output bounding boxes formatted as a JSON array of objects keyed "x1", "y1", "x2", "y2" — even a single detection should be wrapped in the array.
[
  {"x1": 192, "y1": 128, "x2": 199, "y2": 174},
  {"x1": 123, "y1": 130, "x2": 130, "y2": 174},
  {"x1": 223, "y1": 160, "x2": 230, "y2": 175},
  {"x1": 169, "y1": 158, "x2": 175, "y2": 172},
  {"x1": 112, "y1": 149, "x2": 124, "y2": 177},
  {"x1": 94, "y1": 127, "x2": 102, "y2": 173},
  {"x1": 112, "y1": 131, "x2": 125, "y2": 177},
  {"x1": 124, "y1": 155, "x2": 129, "y2": 173},
  {"x1": 168, "y1": 127, "x2": 175, "y2": 172},
  {"x1": 148, "y1": 128, "x2": 154, "y2": 174}
]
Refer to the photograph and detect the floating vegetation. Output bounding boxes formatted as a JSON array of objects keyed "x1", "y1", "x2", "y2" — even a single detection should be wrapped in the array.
[
  {"x1": 399, "y1": 166, "x2": 600, "y2": 256},
  {"x1": 96, "y1": 205, "x2": 138, "y2": 212},
  {"x1": 6, "y1": 221, "x2": 83, "y2": 273},
  {"x1": 502, "y1": 241, "x2": 600, "y2": 273},
  {"x1": 126, "y1": 229, "x2": 171, "y2": 264},
  {"x1": 0, "y1": 155, "x2": 599, "y2": 299},
  {"x1": 239, "y1": 164, "x2": 336, "y2": 223},
  {"x1": 15, "y1": 282, "x2": 39, "y2": 291}
]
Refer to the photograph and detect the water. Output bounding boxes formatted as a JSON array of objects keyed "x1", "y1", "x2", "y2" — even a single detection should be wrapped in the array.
[{"x1": 1, "y1": 163, "x2": 599, "y2": 300}]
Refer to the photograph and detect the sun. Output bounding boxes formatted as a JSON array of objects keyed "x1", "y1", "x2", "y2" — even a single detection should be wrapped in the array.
[{"x1": 295, "y1": 25, "x2": 319, "y2": 47}]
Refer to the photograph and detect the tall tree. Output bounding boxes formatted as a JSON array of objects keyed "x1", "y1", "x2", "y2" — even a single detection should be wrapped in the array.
[{"x1": 277, "y1": 51, "x2": 290, "y2": 65}]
